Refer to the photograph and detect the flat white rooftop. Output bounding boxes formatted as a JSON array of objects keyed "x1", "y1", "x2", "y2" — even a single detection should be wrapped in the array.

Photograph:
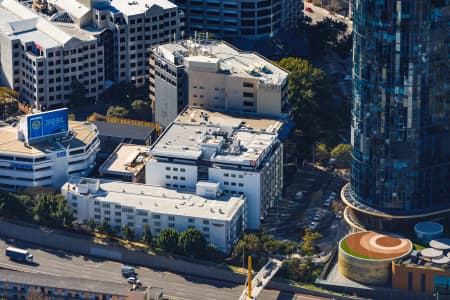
[
  {"x1": 99, "y1": 143, "x2": 149, "y2": 176},
  {"x1": 155, "y1": 40, "x2": 288, "y2": 85},
  {"x1": 0, "y1": 120, "x2": 97, "y2": 157},
  {"x1": 0, "y1": 0, "x2": 75, "y2": 46},
  {"x1": 66, "y1": 177, "x2": 245, "y2": 221},
  {"x1": 110, "y1": 0, "x2": 176, "y2": 17},
  {"x1": 151, "y1": 107, "x2": 282, "y2": 166}
]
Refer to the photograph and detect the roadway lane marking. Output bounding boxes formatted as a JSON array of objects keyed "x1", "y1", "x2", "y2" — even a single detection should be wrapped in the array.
[{"x1": 0, "y1": 262, "x2": 60, "y2": 277}]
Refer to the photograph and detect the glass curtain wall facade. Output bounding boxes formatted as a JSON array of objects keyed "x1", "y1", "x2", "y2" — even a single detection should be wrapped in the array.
[{"x1": 350, "y1": 0, "x2": 449, "y2": 215}]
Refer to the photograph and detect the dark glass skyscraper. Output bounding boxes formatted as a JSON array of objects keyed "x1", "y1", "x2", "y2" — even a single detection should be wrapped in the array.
[{"x1": 342, "y1": 0, "x2": 450, "y2": 231}]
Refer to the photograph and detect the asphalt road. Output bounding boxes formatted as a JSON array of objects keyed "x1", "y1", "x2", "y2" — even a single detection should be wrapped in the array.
[{"x1": 0, "y1": 238, "x2": 330, "y2": 300}]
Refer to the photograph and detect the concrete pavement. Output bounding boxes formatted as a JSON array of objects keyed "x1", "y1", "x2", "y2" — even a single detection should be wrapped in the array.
[{"x1": 0, "y1": 237, "x2": 331, "y2": 300}]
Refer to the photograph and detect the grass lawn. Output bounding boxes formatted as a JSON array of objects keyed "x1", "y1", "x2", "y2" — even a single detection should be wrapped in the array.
[
  {"x1": 340, "y1": 239, "x2": 372, "y2": 259},
  {"x1": 413, "y1": 243, "x2": 426, "y2": 250}
]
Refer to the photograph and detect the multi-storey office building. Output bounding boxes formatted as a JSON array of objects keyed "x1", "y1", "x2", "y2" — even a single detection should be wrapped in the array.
[
  {"x1": 146, "y1": 106, "x2": 284, "y2": 229},
  {"x1": 342, "y1": 1, "x2": 450, "y2": 232},
  {"x1": 89, "y1": 0, "x2": 183, "y2": 86},
  {"x1": 0, "y1": 0, "x2": 104, "y2": 110},
  {"x1": 150, "y1": 39, "x2": 289, "y2": 127},
  {"x1": 0, "y1": 0, "x2": 183, "y2": 110},
  {"x1": 62, "y1": 177, "x2": 247, "y2": 252},
  {"x1": 173, "y1": 0, "x2": 301, "y2": 39},
  {"x1": 0, "y1": 112, "x2": 99, "y2": 191}
]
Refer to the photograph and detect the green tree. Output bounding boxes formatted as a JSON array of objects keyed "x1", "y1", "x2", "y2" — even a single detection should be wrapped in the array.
[
  {"x1": 88, "y1": 218, "x2": 97, "y2": 230},
  {"x1": 0, "y1": 191, "x2": 28, "y2": 218},
  {"x1": 98, "y1": 219, "x2": 113, "y2": 237},
  {"x1": 307, "y1": 17, "x2": 348, "y2": 57},
  {"x1": 277, "y1": 58, "x2": 337, "y2": 145},
  {"x1": 33, "y1": 193, "x2": 74, "y2": 228},
  {"x1": 0, "y1": 87, "x2": 19, "y2": 119},
  {"x1": 106, "y1": 106, "x2": 130, "y2": 118},
  {"x1": 315, "y1": 143, "x2": 330, "y2": 165},
  {"x1": 121, "y1": 224, "x2": 135, "y2": 241},
  {"x1": 131, "y1": 99, "x2": 152, "y2": 120},
  {"x1": 300, "y1": 228, "x2": 322, "y2": 256},
  {"x1": 68, "y1": 79, "x2": 88, "y2": 106},
  {"x1": 157, "y1": 228, "x2": 179, "y2": 252},
  {"x1": 142, "y1": 223, "x2": 153, "y2": 245},
  {"x1": 280, "y1": 258, "x2": 318, "y2": 282},
  {"x1": 178, "y1": 228, "x2": 207, "y2": 257},
  {"x1": 234, "y1": 233, "x2": 261, "y2": 256},
  {"x1": 331, "y1": 143, "x2": 351, "y2": 168}
]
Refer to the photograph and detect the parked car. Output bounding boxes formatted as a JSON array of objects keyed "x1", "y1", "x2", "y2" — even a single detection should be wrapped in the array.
[
  {"x1": 312, "y1": 214, "x2": 321, "y2": 222},
  {"x1": 306, "y1": 7, "x2": 313, "y2": 13},
  {"x1": 309, "y1": 222, "x2": 318, "y2": 230},
  {"x1": 121, "y1": 265, "x2": 135, "y2": 277},
  {"x1": 344, "y1": 74, "x2": 352, "y2": 81},
  {"x1": 127, "y1": 277, "x2": 140, "y2": 285},
  {"x1": 295, "y1": 192, "x2": 303, "y2": 201},
  {"x1": 323, "y1": 199, "x2": 332, "y2": 207}
]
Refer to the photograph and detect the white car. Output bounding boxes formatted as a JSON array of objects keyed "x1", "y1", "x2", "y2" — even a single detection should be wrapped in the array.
[
  {"x1": 127, "y1": 277, "x2": 140, "y2": 285},
  {"x1": 309, "y1": 222, "x2": 318, "y2": 230},
  {"x1": 344, "y1": 75, "x2": 352, "y2": 81}
]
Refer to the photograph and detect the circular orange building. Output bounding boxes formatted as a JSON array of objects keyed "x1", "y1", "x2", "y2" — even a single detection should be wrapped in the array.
[{"x1": 338, "y1": 231, "x2": 412, "y2": 285}]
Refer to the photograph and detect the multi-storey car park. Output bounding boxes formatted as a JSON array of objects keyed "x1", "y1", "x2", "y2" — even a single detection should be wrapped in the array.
[
  {"x1": 0, "y1": 110, "x2": 99, "y2": 191},
  {"x1": 62, "y1": 177, "x2": 247, "y2": 253},
  {"x1": 0, "y1": 0, "x2": 183, "y2": 110},
  {"x1": 150, "y1": 39, "x2": 289, "y2": 128},
  {"x1": 146, "y1": 106, "x2": 287, "y2": 229},
  {"x1": 172, "y1": 0, "x2": 302, "y2": 39}
]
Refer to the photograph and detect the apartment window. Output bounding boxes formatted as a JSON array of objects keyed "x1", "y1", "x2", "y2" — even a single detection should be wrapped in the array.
[
  {"x1": 238, "y1": 175, "x2": 243, "y2": 178},
  {"x1": 115, "y1": 211, "x2": 121, "y2": 216},
  {"x1": 238, "y1": 183, "x2": 244, "y2": 187},
  {"x1": 203, "y1": 220, "x2": 209, "y2": 225},
  {"x1": 104, "y1": 210, "x2": 110, "y2": 215},
  {"x1": 188, "y1": 218, "x2": 194, "y2": 223},
  {"x1": 94, "y1": 208, "x2": 101, "y2": 212},
  {"x1": 169, "y1": 216, "x2": 175, "y2": 221},
  {"x1": 173, "y1": 167, "x2": 178, "y2": 171},
  {"x1": 165, "y1": 167, "x2": 171, "y2": 170},
  {"x1": 154, "y1": 221, "x2": 161, "y2": 227},
  {"x1": 243, "y1": 92, "x2": 254, "y2": 98},
  {"x1": 243, "y1": 82, "x2": 254, "y2": 88},
  {"x1": 165, "y1": 175, "x2": 171, "y2": 179},
  {"x1": 180, "y1": 177, "x2": 185, "y2": 181},
  {"x1": 243, "y1": 101, "x2": 254, "y2": 107},
  {"x1": 224, "y1": 181, "x2": 229, "y2": 185},
  {"x1": 180, "y1": 168, "x2": 186, "y2": 172},
  {"x1": 168, "y1": 223, "x2": 175, "y2": 228},
  {"x1": 173, "y1": 176, "x2": 178, "y2": 180},
  {"x1": 152, "y1": 214, "x2": 160, "y2": 219},
  {"x1": 224, "y1": 173, "x2": 229, "y2": 177},
  {"x1": 231, "y1": 174, "x2": 236, "y2": 178}
]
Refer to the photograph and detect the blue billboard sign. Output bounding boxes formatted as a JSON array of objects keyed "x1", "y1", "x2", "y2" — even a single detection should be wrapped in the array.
[{"x1": 26, "y1": 108, "x2": 69, "y2": 141}]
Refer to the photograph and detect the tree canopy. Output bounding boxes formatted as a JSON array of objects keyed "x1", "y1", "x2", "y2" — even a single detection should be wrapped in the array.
[
  {"x1": 131, "y1": 99, "x2": 152, "y2": 120},
  {"x1": 68, "y1": 79, "x2": 88, "y2": 106},
  {"x1": 106, "y1": 106, "x2": 130, "y2": 119},
  {"x1": 0, "y1": 86, "x2": 19, "y2": 119},
  {"x1": 331, "y1": 143, "x2": 351, "y2": 168},
  {"x1": 277, "y1": 57, "x2": 338, "y2": 143},
  {"x1": 142, "y1": 223, "x2": 153, "y2": 245},
  {"x1": 33, "y1": 193, "x2": 74, "y2": 228},
  {"x1": 121, "y1": 224, "x2": 136, "y2": 241},
  {"x1": 300, "y1": 228, "x2": 322, "y2": 256},
  {"x1": 178, "y1": 228, "x2": 207, "y2": 257},
  {"x1": 157, "y1": 228, "x2": 179, "y2": 252}
]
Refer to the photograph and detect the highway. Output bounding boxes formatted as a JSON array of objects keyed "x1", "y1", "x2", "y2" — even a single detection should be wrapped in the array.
[{"x1": 0, "y1": 237, "x2": 331, "y2": 300}]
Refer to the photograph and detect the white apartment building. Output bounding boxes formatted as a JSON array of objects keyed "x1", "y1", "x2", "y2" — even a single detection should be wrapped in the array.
[
  {"x1": 0, "y1": 0, "x2": 104, "y2": 110},
  {"x1": 0, "y1": 119, "x2": 99, "y2": 191},
  {"x1": 150, "y1": 39, "x2": 289, "y2": 128},
  {"x1": 146, "y1": 106, "x2": 284, "y2": 229},
  {"x1": 62, "y1": 177, "x2": 247, "y2": 253}
]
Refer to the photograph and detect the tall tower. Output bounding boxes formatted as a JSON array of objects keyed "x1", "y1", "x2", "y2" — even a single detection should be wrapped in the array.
[{"x1": 342, "y1": 0, "x2": 450, "y2": 232}]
